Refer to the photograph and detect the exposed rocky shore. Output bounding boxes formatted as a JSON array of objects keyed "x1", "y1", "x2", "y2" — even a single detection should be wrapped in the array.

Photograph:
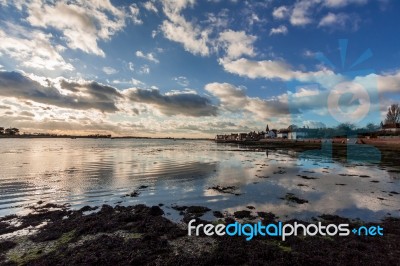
[{"x1": 1, "y1": 203, "x2": 399, "y2": 265}]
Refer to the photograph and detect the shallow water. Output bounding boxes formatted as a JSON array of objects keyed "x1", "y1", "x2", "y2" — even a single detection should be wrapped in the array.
[{"x1": 0, "y1": 138, "x2": 399, "y2": 222}]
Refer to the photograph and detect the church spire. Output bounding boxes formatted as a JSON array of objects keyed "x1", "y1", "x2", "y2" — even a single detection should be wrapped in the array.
[{"x1": 266, "y1": 124, "x2": 269, "y2": 131}]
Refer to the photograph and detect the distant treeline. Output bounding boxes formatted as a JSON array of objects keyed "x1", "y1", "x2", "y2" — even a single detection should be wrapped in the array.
[{"x1": 0, "y1": 127, "x2": 19, "y2": 135}]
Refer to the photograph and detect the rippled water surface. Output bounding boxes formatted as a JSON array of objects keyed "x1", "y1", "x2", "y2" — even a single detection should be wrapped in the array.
[{"x1": 1, "y1": 138, "x2": 399, "y2": 221}]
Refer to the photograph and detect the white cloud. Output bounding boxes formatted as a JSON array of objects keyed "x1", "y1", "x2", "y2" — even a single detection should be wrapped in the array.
[
  {"x1": 319, "y1": 12, "x2": 343, "y2": 26},
  {"x1": 303, "y1": 50, "x2": 316, "y2": 57},
  {"x1": 323, "y1": 0, "x2": 368, "y2": 8},
  {"x1": 204, "y1": 10, "x2": 230, "y2": 30},
  {"x1": 218, "y1": 58, "x2": 295, "y2": 80},
  {"x1": 272, "y1": 6, "x2": 290, "y2": 19},
  {"x1": 161, "y1": 0, "x2": 210, "y2": 56},
  {"x1": 25, "y1": 0, "x2": 127, "y2": 57},
  {"x1": 205, "y1": 82, "x2": 248, "y2": 111},
  {"x1": 269, "y1": 25, "x2": 288, "y2": 36},
  {"x1": 173, "y1": 76, "x2": 189, "y2": 87},
  {"x1": 290, "y1": 0, "x2": 316, "y2": 26},
  {"x1": 276, "y1": 0, "x2": 367, "y2": 28},
  {"x1": 135, "y1": 50, "x2": 159, "y2": 63},
  {"x1": 143, "y1": 1, "x2": 158, "y2": 13},
  {"x1": 0, "y1": 26, "x2": 74, "y2": 71},
  {"x1": 318, "y1": 12, "x2": 358, "y2": 30},
  {"x1": 131, "y1": 78, "x2": 145, "y2": 86},
  {"x1": 129, "y1": 3, "x2": 143, "y2": 25},
  {"x1": 102, "y1": 66, "x2": 118, "y2": 75},
  {"x1": 356, "y1": 70, "x2": 400, "y2": 94},
  {"x1": 205, "y1": 82, "x2": 290, "y2": 120},
  {"x1": 247, "y1": 13, "x2": 263, "y2": 26},
  {"x1": 139, "y1": 65, "x2": 150, "y2": 74},
  {"x1": 219, "y1": 57, "x2": 337, "y2": 83},
  {"x1": 128, "y1": 62, "x2": 135, "y2": 71},
  {"x1": 218, "y1": 30, "x2": 257, "y2": 59},
  {"x1": 112, "y1": 78, "x2": 145, "y2": 87}
]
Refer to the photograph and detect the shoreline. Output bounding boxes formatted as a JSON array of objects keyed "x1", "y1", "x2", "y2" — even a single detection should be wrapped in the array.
[
  {"x1": 0, "y1": 135, "x2": 212, "y2": 140},
  {"x1": 1, "y1": 203, "x2": 399, "y2": 265},
  {"x1": 216, "y1": 138, "x2": 400, "y2": 149}
]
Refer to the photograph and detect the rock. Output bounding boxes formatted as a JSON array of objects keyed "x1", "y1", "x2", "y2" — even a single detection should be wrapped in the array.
[
  {"x1": 257, "y1": 212, "x2": 277, "y2": 222},
  {"x1": 171, "y1": 205, "x2": 188, "y2": 211},
  {"x1": 213, "y1": 211, "x2": 224, "y2": 218},
  {"x1": 80, "y1": 206, "x2": 98, "y2": 212},
  {"x1": 186, "y1": 206, "x2": 211, "y2": 215},
  {"x1": 234, "y1": 210, "x2": 252, "y2": 219},
  {"x1": 129, "y1": 191, "x2": 140, "y2": 197},
  {"x1": 281, "y1": 193, "x2": 308, "y2": 204},
  {"x1": 149, "y1": 206, "x2": 164, "y2": 216}
]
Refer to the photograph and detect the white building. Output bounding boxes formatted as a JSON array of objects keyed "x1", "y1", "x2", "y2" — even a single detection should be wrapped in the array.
[
  {"x1": 264, "y1": 124, "x2": 277, "y2": 138},
  {"x1": 288, "y1": 131, "x2": 308, "y2": 140},
  {"x1": 382, "y1": 123, "x2": 400, "y2": 132},
  {"x1": 265, "y1": 131, "x2": 276, "y2": 138},
  {"x1": 277, "y1": 130, "x2": 289, "y2": 138}
]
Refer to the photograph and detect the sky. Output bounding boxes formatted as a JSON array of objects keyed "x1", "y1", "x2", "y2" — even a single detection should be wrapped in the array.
[{"x1": 0, "y1": 0, "x2": 400, "y2": 138}]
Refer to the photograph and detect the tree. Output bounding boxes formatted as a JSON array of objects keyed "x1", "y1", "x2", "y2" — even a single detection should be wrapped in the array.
[
  {"x1": 336, "y1": 123, "x2": 355, "y2": 136},
  {"x1": 5, "y1": 128, "x2": 19, "y2": 135},
  {"x1": 385, "y1": 104, "x2": 400, "y2": 125},
  {"x1": 365, "y1": 123, "x2": 379, "y2": 132},
  {"x1": 0, "y1": 127, "x2": 4, "y2": 135}
]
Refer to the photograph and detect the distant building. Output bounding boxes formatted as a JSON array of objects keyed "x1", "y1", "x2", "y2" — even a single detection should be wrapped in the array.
[
  {"x1": 0, "y1": 127, "x2": 4, "y2": 135},
  {"x1": 277, "y1": 129, "x2": 289, "y2": 138},
  {"x1": 288, "y1": 130, "x2": 308, "y2": 140},
  {"x1": 264, "y1": 124, "x2": 276, "y2": 138},
  {"x1": 229, "y1": 133, "x2": 238, "y2": 141},
  {"x1": 382, "y1": 123, "x2": 400, "y2": 132},
  {"x1": 215, "y1": 135, "x2": 226, "y2": 141},
  {"x1": 238, "y1": 133, "x2": 248, "y2": 141}
]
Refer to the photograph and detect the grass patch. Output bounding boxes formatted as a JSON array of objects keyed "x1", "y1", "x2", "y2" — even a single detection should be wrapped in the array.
[
  {"x1": 277, "y1": 243, "x2": 292, "y2": 253},
  {"x1": 8, "y1": 247, "x2": 43, "y2": 266},
  {"x1": 56, "y1": 230, "x2": 76, "y2": 248},
  {"x1": 211, "y1": 219, "x2": 225, "y2": 226},
  {"x1": 126, "y1": 232, "x2": 143, "y2": 239}
]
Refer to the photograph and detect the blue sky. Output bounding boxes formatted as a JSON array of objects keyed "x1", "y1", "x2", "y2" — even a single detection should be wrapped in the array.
[{"x1": 0, "y1": 0, "x2": 399, "y2": 137}]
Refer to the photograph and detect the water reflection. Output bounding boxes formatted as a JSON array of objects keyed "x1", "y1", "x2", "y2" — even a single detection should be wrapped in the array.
[{"x1": 0, "y1": 139, "x2": 399, "y2": 222}]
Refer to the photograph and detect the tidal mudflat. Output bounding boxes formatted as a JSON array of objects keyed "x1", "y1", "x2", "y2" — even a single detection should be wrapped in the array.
[
  {"x1": 0, "y1": 139, "x2": 399, "y2": 222},
  {"x1": 1, "y1": 139, "x2": 400, "y2": 265}
]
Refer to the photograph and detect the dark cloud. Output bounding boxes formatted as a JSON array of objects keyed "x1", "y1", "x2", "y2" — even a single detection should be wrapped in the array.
[
  {"x1": 0, "y1": 105, "x2": 11, "y2": 109},
  {"x1": 126, "y1": 88, "x2": 218, "y2": 117},
  {"x1": 0, "y1": 71, "x2": 220, "y2": 119},
  {"x1": 20, "y1": 111, "x2": 35, "y2": 117},
  {"x1": 176, "y1": 123, "x2": 250, "y2": 133},
  {"x1": 0, "y1": 71, "x2": 122, "y2": 112},
  {"x1": 132, "y1": 108, "x2": 140, "y2": 115},
  {"x1": 207, "y1": 121, "x2": 236, "y2": 128}
]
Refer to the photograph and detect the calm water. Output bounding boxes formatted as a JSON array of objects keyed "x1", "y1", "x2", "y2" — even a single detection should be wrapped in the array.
[{"x1": 0, "y1": 138, "x2": 399, "y2": 222}]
